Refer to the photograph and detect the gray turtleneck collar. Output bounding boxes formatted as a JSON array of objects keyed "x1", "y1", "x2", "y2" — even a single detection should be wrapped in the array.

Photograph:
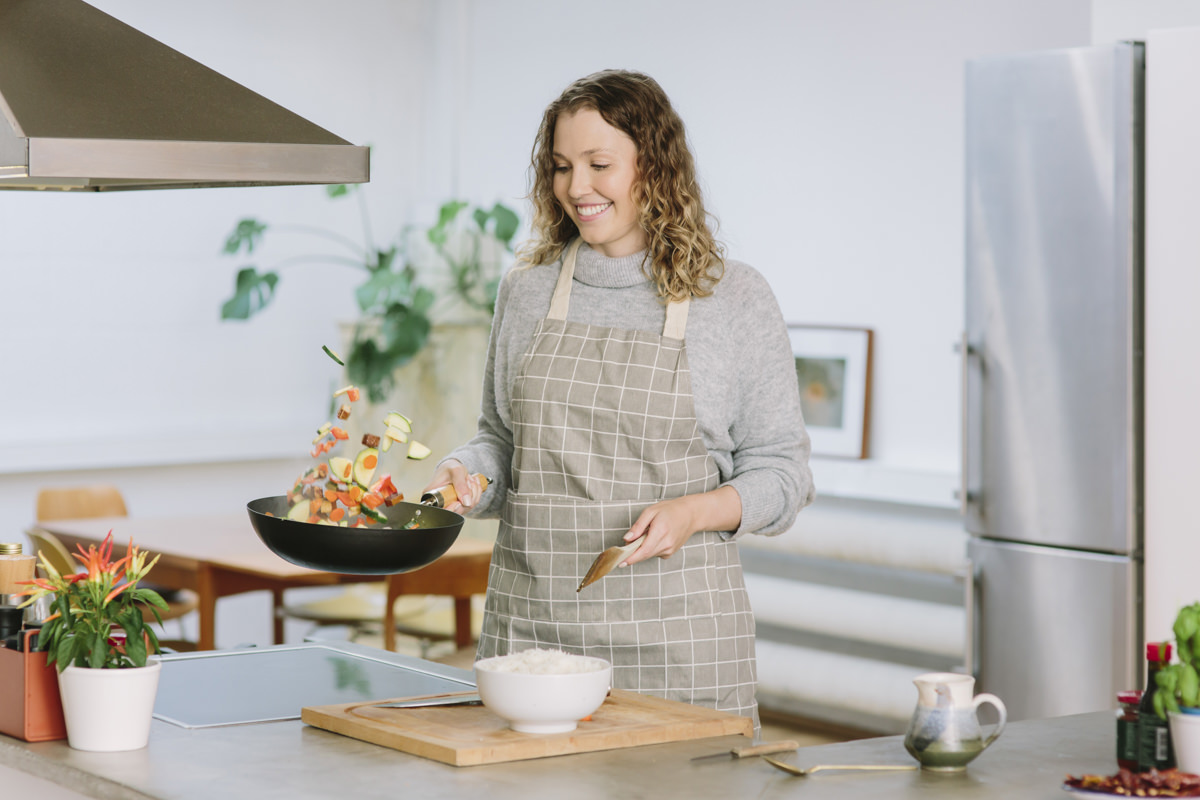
[{"x1": 572, "y1": 242, "x2": 652, "y2": 289}]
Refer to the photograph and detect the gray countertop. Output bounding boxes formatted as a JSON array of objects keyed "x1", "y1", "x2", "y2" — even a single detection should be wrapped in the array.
[{"x1": 0, "y1": 646, "x2": 1118, "y2": 800}]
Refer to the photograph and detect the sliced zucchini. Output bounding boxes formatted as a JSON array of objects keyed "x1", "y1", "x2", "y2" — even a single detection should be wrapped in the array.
[
  {"x1": 383, "y1": 411, "x2": 412, "y2": 433},
  {"x1": 322, "y1": 345, "x2": 345, "y2": 366},
  {"x1": 361, "y1": 505, "x2": 387, "y2": 523},
  {"x1": 286, "y1": 500, "x2": 310, "y2": 521},
  {"x1": 353, "y1": 447, "x2": 379, "y2": 487},
  {"x1": 384, "y1": 425, "x2": 408, "y2": 444},
  {"x1": 328, "y1": 456, "x2": 354, "y2": 483},
  {"x1": 406, "y1": 440, "x2": 432, "y2": 460}
]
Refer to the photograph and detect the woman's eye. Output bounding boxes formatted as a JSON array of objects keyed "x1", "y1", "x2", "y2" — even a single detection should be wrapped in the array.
[
  {"x1": 592, "y1": 164, "x2": 610, "y2": 171},
  {"x1": 553, "y1": 165, "x2": 569, "y2": 174}
]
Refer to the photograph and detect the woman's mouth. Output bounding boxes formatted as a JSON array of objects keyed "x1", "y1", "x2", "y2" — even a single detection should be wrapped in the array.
[{"x1": 575, "y1": 202, "x2": 612, "y2": 222}]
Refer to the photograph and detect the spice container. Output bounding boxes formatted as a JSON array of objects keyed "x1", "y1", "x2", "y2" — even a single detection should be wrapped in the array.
[
  {"x1": 1117, "y1": 690, "x2": 1142, "y2": 770},
  {"x1": 0, "y1": 542, "x2": 36, "y2": 605}
]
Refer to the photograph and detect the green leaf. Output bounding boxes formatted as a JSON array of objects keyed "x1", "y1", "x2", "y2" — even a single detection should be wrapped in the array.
[
  {"x1": 223, "y1": 218, "x2": 268, "y2": 255},
  {"x1": 490, "y1": 203, "x2": 520, "y2": 245},
  {"x1": 380, "y1": 304, "x2": 431, "y2": 358},
  {"x1": 221, "y1": 267, "x2": 280, "y2": 320},
  {"x1": 325, "y1": 184, "x2": 351, "y2": 198},
  {"x1": 428, "y1": 200, "x2": 468, "y2": 247},
  {"x1": 125, "y1": 633, "x2": 147, "y2": 667},
  {"x1": 354, "y1": 269, "x2": 410, "y2": 312},
  {"x1": 88, "y1": 632, "x2": 106, "y2": 668},
  {"x1": 373, "y1": 246, "x2": 398, "y2": 272},
  {"x1": 1182, "y1": 665, "x2": 1200, "y2": 707},
  {"x1": 411, "y1": 286, "x2": 435, "y2": 315}
]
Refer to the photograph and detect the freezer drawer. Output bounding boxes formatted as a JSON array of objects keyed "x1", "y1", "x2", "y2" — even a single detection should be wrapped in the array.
[{"x1": 969, "y1": 538, "x2": 1139, "y2": 723}]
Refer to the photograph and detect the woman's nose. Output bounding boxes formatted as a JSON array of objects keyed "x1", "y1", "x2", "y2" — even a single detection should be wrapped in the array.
[{"x1": 568, "y1": 167, "x2": 590, "y2": 198}]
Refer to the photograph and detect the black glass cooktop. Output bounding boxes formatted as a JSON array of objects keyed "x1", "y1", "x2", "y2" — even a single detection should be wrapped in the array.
[{"x1": 153, "y1": 642, "x2": 474, "y2": 728}]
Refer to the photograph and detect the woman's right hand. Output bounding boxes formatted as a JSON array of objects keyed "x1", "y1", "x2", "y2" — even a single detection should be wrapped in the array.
[{"x1": 421, "y1": 459, "x2": 481, "y2": 513}]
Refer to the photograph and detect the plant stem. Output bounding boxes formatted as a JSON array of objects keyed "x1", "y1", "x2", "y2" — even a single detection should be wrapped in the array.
[{"x1": 271, "y1": 224, "x2": 367, "y2": 259}]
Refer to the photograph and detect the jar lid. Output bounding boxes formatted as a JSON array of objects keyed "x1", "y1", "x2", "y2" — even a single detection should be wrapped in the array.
[
  {"x1": 1147, "y1": 642, "x2": 1174, "y2": 662},
  {"x1": 1118, "y1": 690, "x2": 1143, "y2": 705},
  {"x1": 0, "y1": 542, "x2": 22, "y2": 555}
]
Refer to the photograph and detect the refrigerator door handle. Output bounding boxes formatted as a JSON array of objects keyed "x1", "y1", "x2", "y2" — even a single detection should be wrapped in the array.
[
  {"x1": 962, "y1": 557, "x2": 978, "y2": 678},
  {"x1": 955, "y1": 332, "x2": 977, "y2": 516}
]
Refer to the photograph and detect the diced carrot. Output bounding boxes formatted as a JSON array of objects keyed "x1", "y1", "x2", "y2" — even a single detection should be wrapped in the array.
[
  {"x1": 331, "y1": 427, "x2": 349, "y2": 440},
  {"x1": 310, "y1": 498, "x2": 322, "y2": 514},
  {"x1": 329, "y1": 507, "x2": 345, "y2": 522},
  {"x1": 347, "y1": 387, "x2": 360, "y2": 402},
  {"x1": 336, "y1": 491, "x2": 354, "y2": 506},
  {"x1": 307, "y1": 515, "x2": 321, "y2": 524},
  {"x1": 364, "y1": 453, "x2": 378, "y2": 470},
  {"x1": 349, "y1": 485, "x2": 364, "y2": 502},
  {"x1": 361, "y1": 493, "x2": 384, "y2": 510},
  {"x1": 317, "y1": 463, "x2": 329, "y2": 477},
  {"x1": 323, "y1": 487, "x2": 337, "y2": 501}
]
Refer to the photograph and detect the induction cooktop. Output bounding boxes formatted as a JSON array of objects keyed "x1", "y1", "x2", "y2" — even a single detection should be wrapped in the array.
[{"x1": 153, "y1": 641, "x2": 475, "y2": 728}]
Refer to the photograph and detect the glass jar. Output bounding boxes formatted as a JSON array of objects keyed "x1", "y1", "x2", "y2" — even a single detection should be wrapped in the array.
[{"x1": 1117, "y1": 690, "x2": 1142, "y2": 770}]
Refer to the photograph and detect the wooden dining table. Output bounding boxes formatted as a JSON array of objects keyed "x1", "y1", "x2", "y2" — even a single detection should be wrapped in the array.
[{"x1": 33, "y1": 513, "x2": 493, "y2": 651}]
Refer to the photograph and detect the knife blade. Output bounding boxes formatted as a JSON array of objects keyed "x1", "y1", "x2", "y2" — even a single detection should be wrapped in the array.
[
  {"x1": 691, "y1": 740, "x2": 800, "y2": 762},
  {"x1": 372, "y1": 693, "x2": 482, "y2": 709}
]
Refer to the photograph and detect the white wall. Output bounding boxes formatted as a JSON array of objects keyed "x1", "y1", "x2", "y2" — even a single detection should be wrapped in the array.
[{"x1": 450, "y1": 0, "x2": 1091, "y2": 504}]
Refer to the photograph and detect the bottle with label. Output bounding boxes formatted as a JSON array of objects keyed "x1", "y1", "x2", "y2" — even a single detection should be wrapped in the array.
[
  {"x1": 1137, "y1": 642, "x2": 1177, "y2": 772},
  {"x1": 1117, "y1": 690, "x2": 1142, "y2": 770}
]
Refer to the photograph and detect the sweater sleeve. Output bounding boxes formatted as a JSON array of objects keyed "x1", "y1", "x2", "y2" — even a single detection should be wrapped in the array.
[
  {"x1": 438, "y1": 269, "x2": 519, "y2": 518},
  {"x1": 718, "y1": 268, "x2": 815, "y2": 539}
]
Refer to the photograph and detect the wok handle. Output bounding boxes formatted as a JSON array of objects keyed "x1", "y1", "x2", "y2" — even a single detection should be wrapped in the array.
[{"x1": 420, "y1": 474, "x2": 491, "y2": 508}]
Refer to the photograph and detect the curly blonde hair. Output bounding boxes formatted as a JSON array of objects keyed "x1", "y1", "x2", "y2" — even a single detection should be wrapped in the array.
[{"x1": 519, "y1": 70, "x2": 724, "y2": 301}]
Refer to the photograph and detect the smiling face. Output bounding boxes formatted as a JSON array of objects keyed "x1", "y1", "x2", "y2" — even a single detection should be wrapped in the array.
[{"x1": 551, "y1": 108, "x2": 646, "y2": 258}]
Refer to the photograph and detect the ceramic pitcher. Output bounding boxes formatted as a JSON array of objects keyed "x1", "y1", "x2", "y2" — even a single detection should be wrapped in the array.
[{"x1": 904, "y1": 672, "x2": 1007, "y2": 771}]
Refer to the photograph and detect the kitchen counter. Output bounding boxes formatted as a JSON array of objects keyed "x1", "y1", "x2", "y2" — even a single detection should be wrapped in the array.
[{"x1": 0, "y1": 701, "x2": 1118, "y2": 799}]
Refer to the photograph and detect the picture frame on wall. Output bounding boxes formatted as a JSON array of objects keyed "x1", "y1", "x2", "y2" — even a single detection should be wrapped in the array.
[{"x1": 788, "y1": 325, "x2": 873, "y2": 459}]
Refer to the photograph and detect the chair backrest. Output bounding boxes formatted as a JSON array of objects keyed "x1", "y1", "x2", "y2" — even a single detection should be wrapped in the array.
[
  {"x1": 24, "y1": 527, "x2": 79, "y2": 576},
  {"x1": 35, "y1": 485, "x2": 128, "y2": 522}
]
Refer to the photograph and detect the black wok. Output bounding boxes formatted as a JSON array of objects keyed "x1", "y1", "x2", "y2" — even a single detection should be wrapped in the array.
[{"x1": 246, "y1": 496, "x2": 464, "y2": 575}]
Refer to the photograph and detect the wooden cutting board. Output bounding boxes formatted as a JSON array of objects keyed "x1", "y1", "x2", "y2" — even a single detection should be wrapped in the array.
[{"x1": 301, "y1": 689, "x2": 753, "y2": 766}]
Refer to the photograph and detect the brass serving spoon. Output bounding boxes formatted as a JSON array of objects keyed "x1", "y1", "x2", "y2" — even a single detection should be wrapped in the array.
[{"x1": 762, "y1": 756, "x2": 917, "y2": 777}]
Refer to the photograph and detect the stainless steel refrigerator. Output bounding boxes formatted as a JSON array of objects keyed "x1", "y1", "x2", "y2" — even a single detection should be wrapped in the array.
[{"x1": 963, "y1": 41, "x2": 1143, "y2": 722}]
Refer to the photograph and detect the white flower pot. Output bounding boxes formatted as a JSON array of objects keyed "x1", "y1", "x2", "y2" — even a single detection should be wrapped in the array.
[
  {"x1": 58, "y1": 660, "x2": 161, "y2": 752},
  {"x1": 1169, "y1": 709, "x2": 1200, "y2": 774}
]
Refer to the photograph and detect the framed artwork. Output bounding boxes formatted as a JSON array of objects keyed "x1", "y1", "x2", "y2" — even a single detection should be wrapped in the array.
[{"x1": 788, "y1": 325, "x2": 873, "y2": 459}]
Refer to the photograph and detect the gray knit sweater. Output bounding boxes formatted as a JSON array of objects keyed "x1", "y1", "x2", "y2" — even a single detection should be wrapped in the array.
[{"x1": 444, "y1": 242, "x2": 815, "y2": 538}]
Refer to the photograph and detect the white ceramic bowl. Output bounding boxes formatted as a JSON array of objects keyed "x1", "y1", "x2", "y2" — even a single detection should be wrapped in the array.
[{"x1": 474, "y1": 652, "x2": 612, "y2": 734}]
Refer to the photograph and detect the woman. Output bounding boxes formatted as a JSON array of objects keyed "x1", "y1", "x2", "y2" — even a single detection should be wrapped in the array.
[{"x1": 424, "y1": 69, "x2": 814, "y2": 724}]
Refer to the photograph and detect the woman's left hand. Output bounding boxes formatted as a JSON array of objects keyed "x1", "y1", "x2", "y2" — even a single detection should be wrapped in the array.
[{"x1": 620, "y1": 485, "x2": 742, "y2": 566}]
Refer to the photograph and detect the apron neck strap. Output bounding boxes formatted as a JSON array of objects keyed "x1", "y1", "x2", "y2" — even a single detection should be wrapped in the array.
[{"x1": 547, "y1": 237, "x2": 691, "y2": 339}]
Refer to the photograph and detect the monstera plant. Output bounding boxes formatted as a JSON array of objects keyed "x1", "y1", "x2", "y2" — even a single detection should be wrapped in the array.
[{"x1": 221, "y1": 184, "x2": 519, "y2": 402}]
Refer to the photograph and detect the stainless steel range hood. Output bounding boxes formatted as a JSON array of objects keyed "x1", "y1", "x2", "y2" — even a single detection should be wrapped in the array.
[{"x1": 0, "y1": 0, "x2": 369, "y2": 191}]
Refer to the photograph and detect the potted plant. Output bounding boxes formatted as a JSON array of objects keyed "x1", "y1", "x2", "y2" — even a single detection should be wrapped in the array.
[
  {"x1": 19, "y1": 531, "x2": 168, "y2": 752},
  {"x1": 1152, "y1": 602, "x2": 1200, "y2": 772},
  {"x1": 220, "y1": 185, "x2": 519, "y2": 403}
]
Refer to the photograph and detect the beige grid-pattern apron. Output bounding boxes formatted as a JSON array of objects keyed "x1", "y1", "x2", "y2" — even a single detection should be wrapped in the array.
[{"x1": 478, "y1": 239, "x2": 758, "y2": 719}]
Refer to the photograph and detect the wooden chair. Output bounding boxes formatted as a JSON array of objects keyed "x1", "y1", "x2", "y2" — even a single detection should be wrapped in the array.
[
  {"x1": 32, "y1": 485, "x2": 199, "y2": 651},
  {"x1": 280, "y1": 585, "x2": 454, "y2": 657}
]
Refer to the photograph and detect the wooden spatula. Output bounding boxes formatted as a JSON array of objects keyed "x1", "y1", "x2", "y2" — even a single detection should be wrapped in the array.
[{"x1": 577, "y1": 535, "x2": 646, "y2": 592}]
